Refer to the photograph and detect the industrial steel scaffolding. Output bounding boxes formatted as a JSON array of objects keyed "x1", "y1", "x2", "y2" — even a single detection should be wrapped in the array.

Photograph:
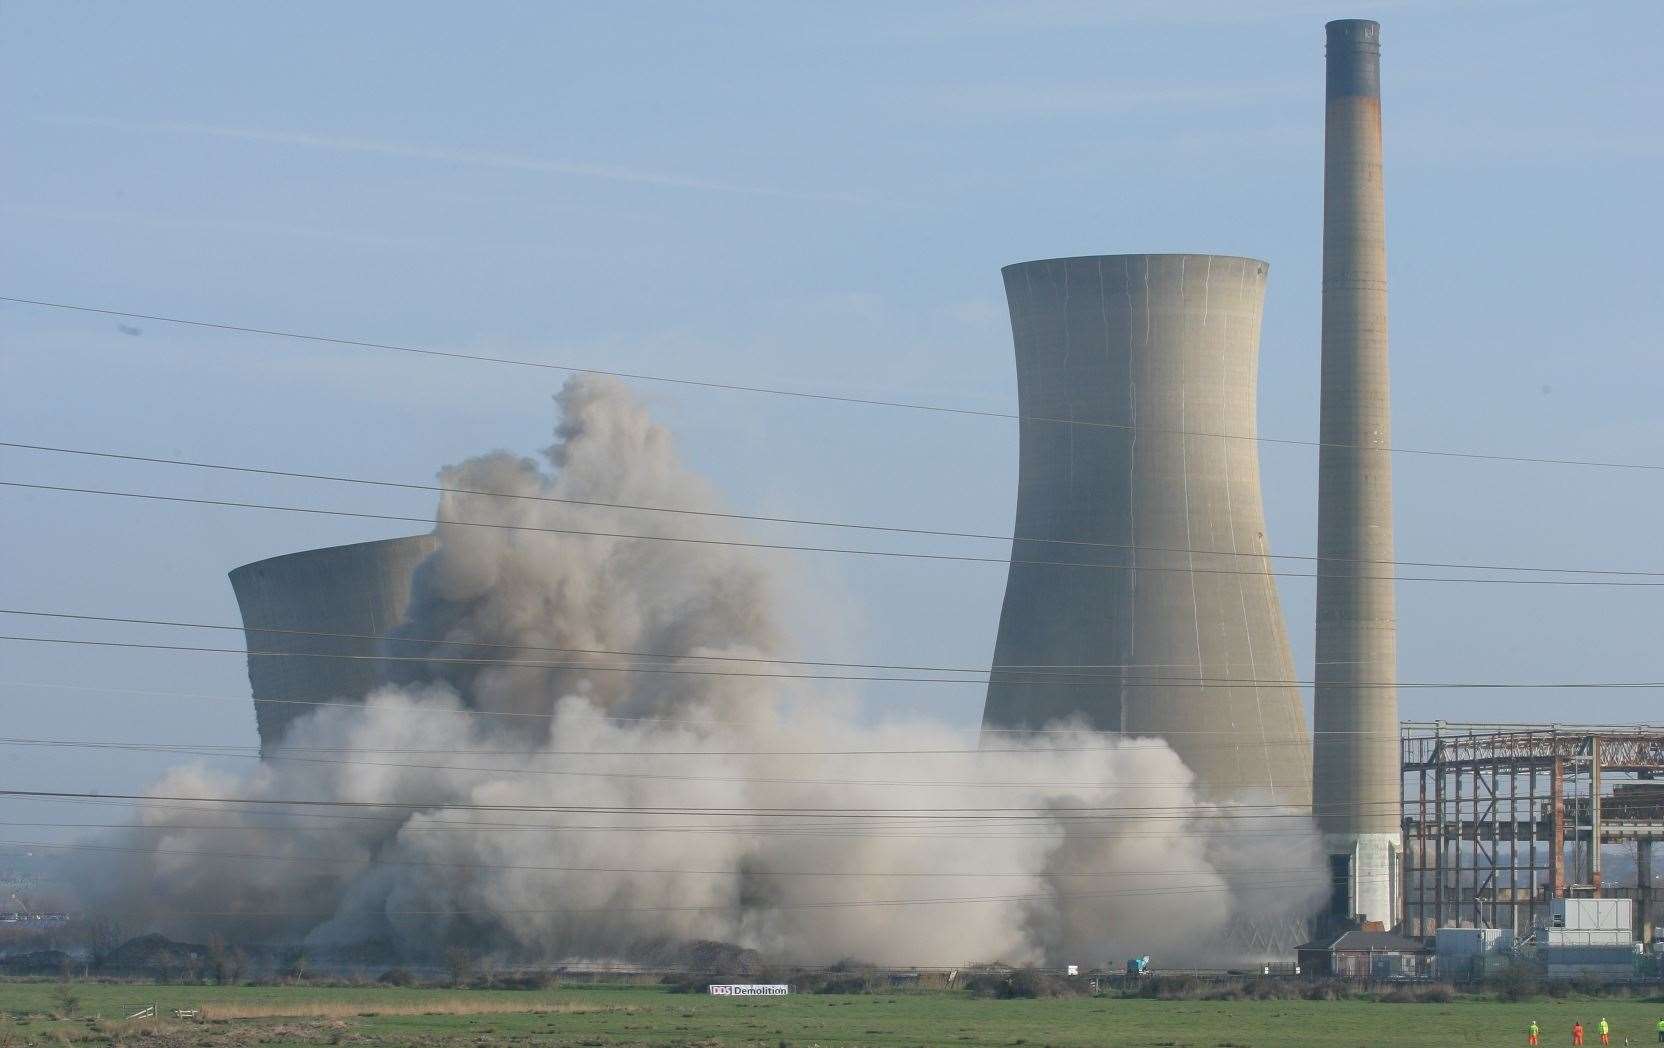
[{"x1": 1400, "y1": 722, "x2": 1664, "y2": 940}]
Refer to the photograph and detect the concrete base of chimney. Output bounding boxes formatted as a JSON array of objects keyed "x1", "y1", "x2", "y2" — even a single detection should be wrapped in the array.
[{"x1": 1327, "y1": 831, "x2": 1401, "y2": 927}]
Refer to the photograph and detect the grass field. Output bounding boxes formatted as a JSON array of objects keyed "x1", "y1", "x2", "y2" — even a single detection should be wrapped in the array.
[{"x1": 2, "y1": 981, "x2": 1662, "y2": 1047}]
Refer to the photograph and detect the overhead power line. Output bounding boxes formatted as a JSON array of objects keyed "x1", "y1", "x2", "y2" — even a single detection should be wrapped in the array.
[
  {"x1": 0, "y1": 879, "x2": 1356, "y2": 918},
  {"x1": 0, "y1": 632, "x2": 1254, "y2": 688},
  {"x1": 7, "y1": 479, "x2": 1664, "y2": 587},
  {"x1": 0, "y1": 734, "x2": 1314, "y2": 766},
  {"x1": 0, "y1": 735, "x2": 1296, "y2": 791},
  {"x1": 0, "y1": 806, "x2": 1331, "y2": 842},
  {"x1": 4, "y1": 295, "x2": 1661, "y2": 472},
  {"x1": 3, "y1": 679, "x2": 1391, "y2": 744},
  {"x1": 0, "y1": 787, "x2": 1450, "y2": 822},
  {"x1": 0, "y1": 678, "x2": 1344, "y2": 741},
  {"x1": 12, "y1": 632, "x2": 1664, "y2": 689},
  {"x1": 0, "y1": 837, "x2": 1298, "y2": 880},
  {"x1": 0, "y1": 607, "x2": 1351, "y2": 680},
  {"x1": 18, "y1": 792, "x2": 1425, "y2": 843},
  {"x1": 5, "y1": 440, "x2": 1659, "y2": 580},
  {"x1": 0, "y1": 632, "x2": 1326, "y2": 687}
]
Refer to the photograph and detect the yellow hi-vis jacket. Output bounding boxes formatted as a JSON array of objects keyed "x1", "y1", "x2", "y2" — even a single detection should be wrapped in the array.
[{"x1": 1600, "y1": 1021, "x2": 1609, "y2": 1035}]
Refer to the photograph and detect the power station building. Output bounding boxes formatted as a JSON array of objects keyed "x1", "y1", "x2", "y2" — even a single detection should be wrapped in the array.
[
  {"x1": 979, "y1": 254, "x2": 1312, "y2": 804},
  {"x1": 229, "y1": 533, "x2": 437, "y2": 753}
]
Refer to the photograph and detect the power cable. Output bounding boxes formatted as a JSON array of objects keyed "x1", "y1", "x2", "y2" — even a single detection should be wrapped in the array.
[
  {"x1": 8, "y1": 480, "x2": 1664, "y2": 587},
  {"x1": 2, "y1": 794, "x2": 1342, "y2": 840},
  {"x1": 0, "y1": 821, "x2": 1324, "y2": 845},
  {"x1": 0, "y1": 632, "x2": 1234, "y2": 688},
  {"x1": 0, "y1": 837, "x2": 1308, "y2": 880},
  {"x1": 0, "y1": 736, "x2": 1296, "y2": 791},
  {"x1": 0, "y1": 788, "x2": 1414, "y2": 821},
  {"x1": 33, "y1": 877, "x2": 1354, "y2": 918},
  {"x1": 0, "y1": 632, "x2": 1336, "y2": 686},
  {"x1": 0, "y1": 721, "x2": 1360, "y2": 756},
  {"x1": 0, "y1": 608, "x2": 1343, "y2": 680},
  {"x1": 5, "y1": 295, "x2": 1662, "y2": 471},
  {"x1": 1, "y1": 679, "x2": 1367, "y2": 744},
  {"x1": 7, "y1": 633, "x2": 1664, "y2": 689},
  {"x1": 5, "y1": 440, "x2": 1658, "y2": 579}
]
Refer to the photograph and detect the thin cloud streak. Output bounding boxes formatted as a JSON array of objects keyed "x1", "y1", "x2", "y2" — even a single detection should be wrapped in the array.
[
  {"x1": 2, "y1": 204, "x2": 438, "y2": 251},
  {"x1": 918, "y1": 80, "x2": 1304, "y2": 119},
  {"x1": 37, "y1": 116, "x2": 891, "y2": 207},
  {"x1": 892, "y1": 0, "x2": 1431, "y2": 33}
]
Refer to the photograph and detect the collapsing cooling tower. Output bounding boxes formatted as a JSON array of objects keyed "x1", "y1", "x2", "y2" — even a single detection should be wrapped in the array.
[
  {"x1": 229, "y1": 534, "x2": 438, "y2": 753},
  {"x1": 980, "y1": 254, "x2": 1312, "y2": 802}
]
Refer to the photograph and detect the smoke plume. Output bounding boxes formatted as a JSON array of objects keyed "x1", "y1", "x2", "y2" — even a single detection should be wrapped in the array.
[{"x1": 91, "y1": 377, "x2": 1324, "y2": 967}]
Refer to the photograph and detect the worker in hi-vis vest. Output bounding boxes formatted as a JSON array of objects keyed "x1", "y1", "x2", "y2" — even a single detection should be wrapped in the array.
[
  {"x1": 1599, "y1": 1018, "x2": 1609, "y2": 1046},
  {"x1": 1529, "y1": 1021, "x2": 1540, "y2": 1046},
  {"x1": 1574, "y1": 1022, "x2": 1585, "y2": 1047}
]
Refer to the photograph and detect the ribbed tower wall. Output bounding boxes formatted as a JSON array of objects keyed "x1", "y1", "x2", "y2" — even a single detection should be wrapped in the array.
[
  {"x1": 229, "y1": 534, "x2": 438, "y2": 753},
  {"x1": 1312, "y1": 17, "x2": 1401, "y2": 925},
  {"x1": 980, "y1": 254, "x2": 1312, "y2": 803}
]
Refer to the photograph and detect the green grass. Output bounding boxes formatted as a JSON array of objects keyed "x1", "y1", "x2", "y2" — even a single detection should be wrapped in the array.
[{"x1": 0, "y1": 981, "x2": 1661, "y2": 1047}]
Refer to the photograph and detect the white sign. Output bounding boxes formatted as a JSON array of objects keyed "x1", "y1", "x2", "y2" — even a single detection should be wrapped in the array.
[{"x1": 708, "y1": 984, "x2": 790, "y2": 996}]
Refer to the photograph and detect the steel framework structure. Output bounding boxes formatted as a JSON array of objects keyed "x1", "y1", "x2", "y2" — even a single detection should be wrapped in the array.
[{"x1": 1400, "y1": 722, "x2": 1664, "y2": 939}]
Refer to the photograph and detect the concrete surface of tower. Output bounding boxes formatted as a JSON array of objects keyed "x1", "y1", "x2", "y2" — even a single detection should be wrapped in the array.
[
  {"x1": 980, "y1": 254, "x2": 1312, "y2": 804},
  {"x1": 1312, "y1": 18, "x2": 1401, "y2": 927},
  {"x1": 229, "y1": 534, "x2": 438, "y2": 754}
]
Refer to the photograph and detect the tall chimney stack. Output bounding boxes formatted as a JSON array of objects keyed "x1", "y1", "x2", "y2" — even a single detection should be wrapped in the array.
[{"x1": 1312, "y1": 18, "x2": 1400, "y2": 927}]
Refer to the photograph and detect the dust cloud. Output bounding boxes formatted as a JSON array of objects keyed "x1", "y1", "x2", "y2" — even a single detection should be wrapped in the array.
[{"x1": 90, "y1": 377, "x2": 1324, "y2": 967}]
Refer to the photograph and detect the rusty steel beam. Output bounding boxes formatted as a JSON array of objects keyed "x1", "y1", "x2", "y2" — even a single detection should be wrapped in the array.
[
  {"x1": 1551, "y1": 756, "x2": 1566, "y2": 898},
  {"x1": 1400, "y1": 819, "x2": 1664, "y2": 842},
  {"x1": 1401, "y1": 728, "x2": 1664, "y2": 773}
]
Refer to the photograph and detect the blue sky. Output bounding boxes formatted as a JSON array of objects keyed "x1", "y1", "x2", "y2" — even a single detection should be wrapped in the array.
[{"x1": 2, "y1": 0, "x2": 1662, "y2": 805}]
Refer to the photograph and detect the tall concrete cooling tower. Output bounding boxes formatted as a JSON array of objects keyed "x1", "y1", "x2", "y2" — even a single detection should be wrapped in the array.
[
  {"x1": 980, "y1": 254, "x2": 1312, "y2": 803},
  {"x1": 1312, "y1": 18, "x2": 1400, "y2": 926},
  {"x1": 229, "y1": 534, "x2": 438, "y2": 753}
]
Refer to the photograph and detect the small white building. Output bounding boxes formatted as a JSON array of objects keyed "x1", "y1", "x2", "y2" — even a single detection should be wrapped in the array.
[{"x1": 1537, "y1": 899, "x2": 1636, "y2": 981}]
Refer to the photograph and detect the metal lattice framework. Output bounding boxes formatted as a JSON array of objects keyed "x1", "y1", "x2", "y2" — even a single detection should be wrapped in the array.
[{"x1": 1400, "y1": 722, "x2": 1664, "y2": 939}]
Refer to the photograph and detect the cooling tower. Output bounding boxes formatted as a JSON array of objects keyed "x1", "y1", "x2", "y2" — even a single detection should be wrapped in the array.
[
  {"x1": 980, "y1": 254, "x2": 1312, "y2": 803},
  {"x1": 1312, "y1": 18, "x2": 1400, "y2": 926},
  {"x1": 229, "y1": 534, "x2": 438, "y2": 753}
]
